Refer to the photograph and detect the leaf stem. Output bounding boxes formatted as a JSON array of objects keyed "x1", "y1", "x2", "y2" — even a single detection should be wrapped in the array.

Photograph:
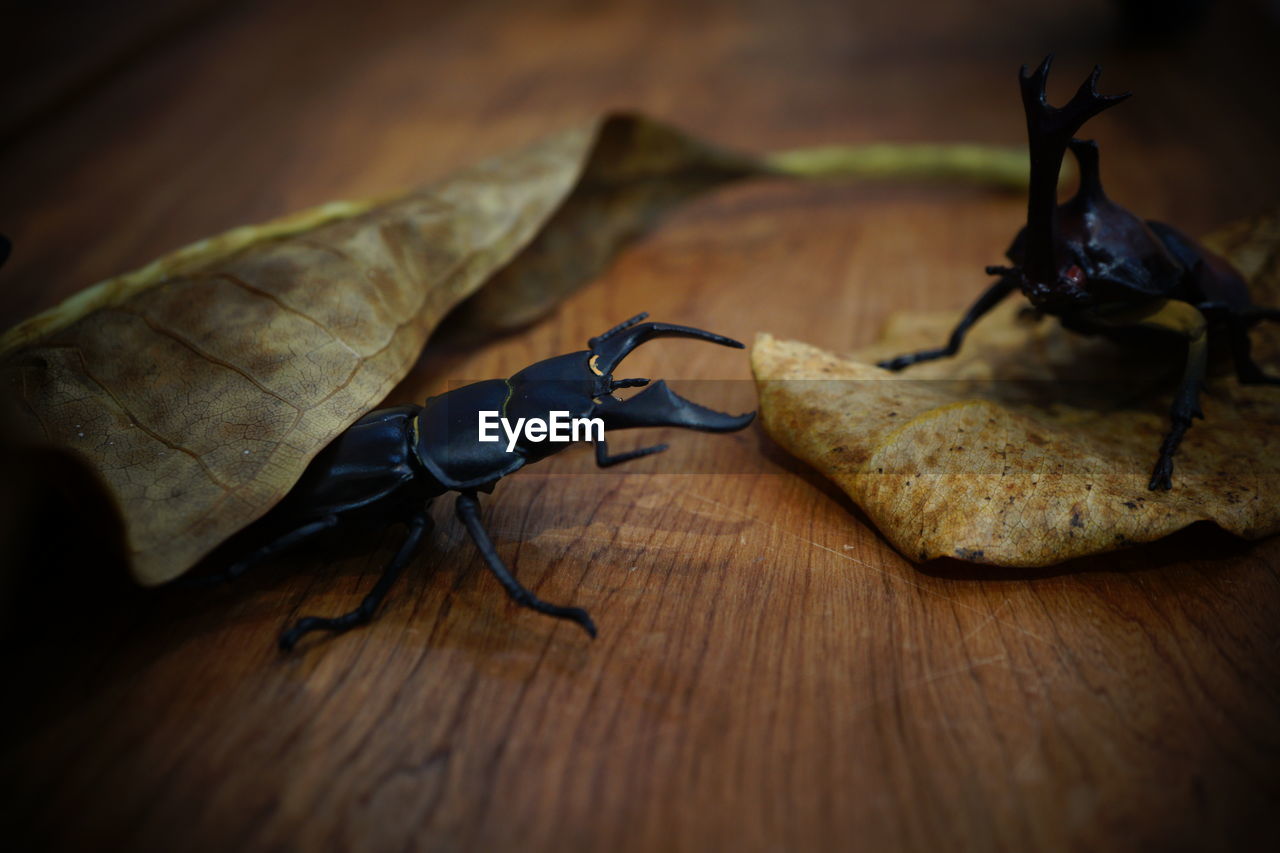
[{"x1": 765, "y1": 143, "x2": 1070, "y2": 191}]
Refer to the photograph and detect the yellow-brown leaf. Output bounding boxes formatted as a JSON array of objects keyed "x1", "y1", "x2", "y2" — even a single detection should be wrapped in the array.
[{"x1": 0, "y1": 115, "x2": 756, "y2": 584}]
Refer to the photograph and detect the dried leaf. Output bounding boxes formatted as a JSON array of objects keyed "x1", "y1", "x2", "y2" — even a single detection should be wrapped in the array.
[
  {"x1": 753, "y1": 210, "x2": 1280, "y2": 566},
  {"x1": 2, "y1": 114, "x2": 1032, "y2": 584}
]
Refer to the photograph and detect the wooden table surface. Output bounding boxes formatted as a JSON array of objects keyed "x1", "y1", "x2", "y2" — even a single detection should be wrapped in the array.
[{"x1": 3, "y1": 1, "x2": 1279, "y2": 850}]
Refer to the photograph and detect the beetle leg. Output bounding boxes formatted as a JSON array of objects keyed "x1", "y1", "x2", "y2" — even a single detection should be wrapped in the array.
[
  {"x1": 1243, "y1": 306, "x2": 1280, "y2": 322},
  {"x1": 1092, "y1": 299, "x2": 1208, "y2": 490},
  {"x1": 278, "y1": 511, "x2": 433, "y2": 651},
  {"x1": 1226, "y1": 312, "x2": 1280, "y2": 385},
  {"x1": 595, "y1": 437, "x2": 668, "y2": 468},
  {"x1": 455, "y1": 492, "x2": 597, "y2": 638},
  {"x1": 877, "y1": 274, "x2": 1017, "y2": 370},
  {"x1": 1152, "y1": 333, "x2": 1207, "y2": 490},
  {"x1": 181, "y1": 514, "x2": 341, "y2": 587}
]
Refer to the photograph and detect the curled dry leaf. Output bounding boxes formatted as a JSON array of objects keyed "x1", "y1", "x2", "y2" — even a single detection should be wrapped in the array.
[
  {"x1": 0, "y1": 115, "x2": 745, "y2": 584},
  {"x1": 753, "y1": 210, "x2": 1280, "y2": 566},
  {"x1": 1, "y1": 113, "x2": 1033, "y2": 584}
]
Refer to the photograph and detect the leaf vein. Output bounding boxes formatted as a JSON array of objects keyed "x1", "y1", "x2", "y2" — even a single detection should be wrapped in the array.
[
  {"x1": 216, "y1": 272, "x2": 365, "y2": 361},
  {"x1": 71, "y1": 347, "x2": 234, "y2": 494},
  {"x1": 118, "y1": 307, "x2": 304, "y2": 416}
]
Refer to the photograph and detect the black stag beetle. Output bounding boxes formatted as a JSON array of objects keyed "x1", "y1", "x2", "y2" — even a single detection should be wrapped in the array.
[
  {"x1": 207, "y1": 313, "x2": 754, "y2": 650},
  {"x1": 879, "y1": 56, "x2": 1279, "y2": 489}
]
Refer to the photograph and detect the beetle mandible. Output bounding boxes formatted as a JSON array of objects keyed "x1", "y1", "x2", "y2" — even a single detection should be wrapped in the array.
[
  {"x1": 206, "y1": 313, "x2": 754, "y2": 650},
  {"x1": 878, "y1": 56, "x2": 1280, "y2": 489}
]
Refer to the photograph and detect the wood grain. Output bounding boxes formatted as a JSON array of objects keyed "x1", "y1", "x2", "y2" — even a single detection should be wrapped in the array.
[{"x1": 2, "y1": 0, "x2": 1279, "y2": 850}]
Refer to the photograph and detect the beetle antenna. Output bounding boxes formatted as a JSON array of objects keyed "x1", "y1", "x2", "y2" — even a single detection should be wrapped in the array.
[
  {"x1": 611, "y1": 377, "x2": 650, "y2": 390},
  {"x1": 590, "y1": 313, "x2": 650, "y2": 348}
]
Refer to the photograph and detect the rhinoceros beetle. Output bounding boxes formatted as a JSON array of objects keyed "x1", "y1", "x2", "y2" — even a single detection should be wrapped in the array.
[
  {"x1": 879, "y1": 56, "x2": 1279, "y2": 489},
  {"x1": 207, "y1": 313, "x2": 754, "y2": 650}
]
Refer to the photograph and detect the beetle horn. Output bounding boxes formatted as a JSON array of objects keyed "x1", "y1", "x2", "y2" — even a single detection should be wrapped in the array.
[
  {"x1": 590, "y1": 317, "x2": 745, "y2": 375},
  {"x1": 1018, "y1": 57, "x2": 1129, "y2": 285},
  {"x1": 595, "y1": 380, "x2": 755, "y2": 432},
  {"x1": 1066, "y1": 138, "x2": 1106, "y2": 203}
]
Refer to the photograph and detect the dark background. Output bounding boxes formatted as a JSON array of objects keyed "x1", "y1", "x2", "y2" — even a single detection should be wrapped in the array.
[{"x1": 2, "y1": 1, "x2": 1279, "y2": 850}]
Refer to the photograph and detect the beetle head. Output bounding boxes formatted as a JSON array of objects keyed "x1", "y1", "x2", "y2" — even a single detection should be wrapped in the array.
[
  {"x1": 1014, "y1": 57, "x2": 1128, "y2": 313},
  {"x1": 1012, "y1": 263, "x2": 1095, "y2": 313}
]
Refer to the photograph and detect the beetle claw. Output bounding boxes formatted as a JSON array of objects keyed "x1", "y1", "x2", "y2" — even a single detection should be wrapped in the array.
[
  {"x1": 590, "y1": 320, "x2": 744, "y2": 376},
  {"x1": 1148, "y1": 465, "x2": 1174, "y2": 491},
  {"x1": 597, "y1": 380, "x2": 754, "y2": 433},
  {"x1": 565, "y1": 608, "x2": 598, "y2": 639}
]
